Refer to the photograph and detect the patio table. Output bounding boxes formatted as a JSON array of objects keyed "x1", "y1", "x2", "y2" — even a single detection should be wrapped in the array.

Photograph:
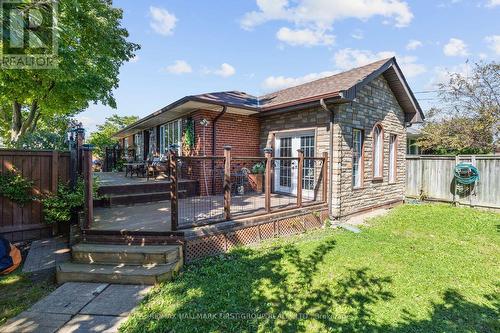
[{"x1": 124, "y1": 162, "x2": 146, "y2": 178}]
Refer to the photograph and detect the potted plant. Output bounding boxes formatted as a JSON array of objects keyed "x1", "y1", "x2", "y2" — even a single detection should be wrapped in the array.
[{"x1": 248, "y1": 162, "x2": 265, "y2": 193}]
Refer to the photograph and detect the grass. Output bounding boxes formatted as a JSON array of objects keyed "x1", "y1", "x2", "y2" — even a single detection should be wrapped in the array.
[
  {"x1": 121, "y1": 204, "x2": 500, "y2": 333},
  {"x1": 0, "y1": 269, "x2": 55, "y2": 326}
]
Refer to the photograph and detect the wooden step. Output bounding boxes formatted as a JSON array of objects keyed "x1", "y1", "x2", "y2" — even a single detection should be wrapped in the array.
[
  {"x1": 72, "y1": 243, "x2": 182, "y2": 265},
  {"x1": 81, "y1": 230, "x2": 185, "y2": 246},
  {"x1": 56, "y1": 261, "x2": 182, "y2": 285},
  {"x1": 99, "y1": 190, "x2": 187, "y2": 207}
]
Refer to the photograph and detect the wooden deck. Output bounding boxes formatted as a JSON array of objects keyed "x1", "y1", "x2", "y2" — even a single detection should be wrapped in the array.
[{"x1": 92, "y1": 193, "x2": 319, "y2": 232}]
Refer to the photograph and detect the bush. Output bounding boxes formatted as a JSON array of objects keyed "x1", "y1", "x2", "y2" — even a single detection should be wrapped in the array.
[
  {"x1": 0, "y1": 169, "x2": 34, "y2": 205},
  {"x1": 42, "y1": 177, "x2": 100, "y2": 224}
]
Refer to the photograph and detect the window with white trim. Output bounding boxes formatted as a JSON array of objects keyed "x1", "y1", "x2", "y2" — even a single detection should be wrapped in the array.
[
  {"x1": 352, "y1": 129, "x2": 364, "y2": 188},
  {"x1": 134, "y1": 133, "x2": 143, "y2": 160},
  {"x1": 389, "y1": 134, "x2": 397, "y2": 183},
  {"x1": 373, "y1": 124, "x2": 383, "y2": 178},
  {"x1": 159, "y1": 119, "x2": 182, "y2": 156}
]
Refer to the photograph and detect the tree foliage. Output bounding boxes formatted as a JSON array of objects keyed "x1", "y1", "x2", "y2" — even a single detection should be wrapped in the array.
[
  {"x1": 88, "y1": 114, "x2": 138, "y2": 158},
  {"x1": 0, "y1": 0, "x2": 139, "y2": 144},
  {"x1": 418, "y1": 62, "x2": 499, "y2": 154}
]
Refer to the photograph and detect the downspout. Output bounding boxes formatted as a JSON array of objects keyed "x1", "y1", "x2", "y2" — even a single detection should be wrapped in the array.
[
  {"x1": 212, "y1": 106, "x2": 227, "y2": 194},
  {"x1": 320, "y1": 99, "x2": 335, "y2": 219}
]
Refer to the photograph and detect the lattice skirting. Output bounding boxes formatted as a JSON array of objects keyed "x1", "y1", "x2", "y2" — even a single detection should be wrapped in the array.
[{"x1": 185, "y1": 210, "x2": 329, "y2": 261}]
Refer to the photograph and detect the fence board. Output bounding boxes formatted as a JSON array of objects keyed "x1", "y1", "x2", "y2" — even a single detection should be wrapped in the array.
[
  {"x1": 406, "y1": 155, "x2": 500, "y2": 209},
  {"x1": 0, "y1": 149, "x2": 71, "y2": 241}
]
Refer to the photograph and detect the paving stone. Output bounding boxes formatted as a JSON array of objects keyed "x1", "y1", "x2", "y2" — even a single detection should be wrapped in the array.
[
  {"x1": 30, "y1": 282, "x2": 108, "y2": 315},
  {"x1": 0, "y1": 311, "x2": 71, "y2": 333},
  {"x1": 57, "y1": 315, "x2": 126, "y2": 333},
  {"x1": 80, "y1": 285, "x2": 152, "y2": 317},
  {"x1": 23, "y1": 237, "x2": 70, "y2": 274}
]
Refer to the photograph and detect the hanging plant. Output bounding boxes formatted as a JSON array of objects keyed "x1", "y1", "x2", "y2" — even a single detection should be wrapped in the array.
[
  {"x1": 0, "y1": 169, "x2": 35, "y2": 205},
  {"x1": 183, "y1": 118, "x2": 195, "y2": 150}
]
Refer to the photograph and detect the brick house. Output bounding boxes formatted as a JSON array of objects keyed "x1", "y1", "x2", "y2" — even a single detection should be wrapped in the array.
[{"x1": 114, "y1": 57, "x2": 424, "y2": 219}]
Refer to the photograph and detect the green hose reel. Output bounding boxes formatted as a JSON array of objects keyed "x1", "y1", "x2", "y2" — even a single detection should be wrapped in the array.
[{"x1": 454, "y1": 162, "x2": 480, "y2": 185}]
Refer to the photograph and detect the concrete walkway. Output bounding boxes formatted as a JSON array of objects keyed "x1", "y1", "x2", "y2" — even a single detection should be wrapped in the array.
[
  {"x1": 0, "y1": 282, "x2": 151, "y2": 333},
  {"x1": 22, "y1": 237, "x2": 71, "y2": 274}
]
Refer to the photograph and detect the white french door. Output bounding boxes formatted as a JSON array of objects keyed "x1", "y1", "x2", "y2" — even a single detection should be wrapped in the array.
[{"x1": 274, "y1": 131, "x2": 315, "y2": 198}]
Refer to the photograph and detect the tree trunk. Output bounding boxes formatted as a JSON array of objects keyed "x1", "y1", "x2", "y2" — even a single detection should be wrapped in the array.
[
  {"x1": 9, "y1": 100, "x2": 40, "y2": 143},
  {"x1": 10, "y1": 101, "x2": 22, "y2": 142}
]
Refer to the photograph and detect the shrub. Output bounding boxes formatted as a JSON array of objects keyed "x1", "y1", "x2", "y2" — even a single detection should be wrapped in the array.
[{"x1": 0, "y1": 169, "x2": 34, "y2": 205}]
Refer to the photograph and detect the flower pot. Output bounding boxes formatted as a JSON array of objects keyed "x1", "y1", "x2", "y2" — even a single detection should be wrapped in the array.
[{"x1": 248, "y1": 173, "x2": 264, "y2": 193}]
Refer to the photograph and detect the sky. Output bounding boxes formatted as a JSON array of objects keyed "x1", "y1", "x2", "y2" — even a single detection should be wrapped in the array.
[{"x1": 78, "y1": 0, "x2": 500, "y2": 133}]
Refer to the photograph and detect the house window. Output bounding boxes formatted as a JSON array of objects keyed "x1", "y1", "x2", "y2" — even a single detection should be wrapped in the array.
[
  {"x1": 352, "y1": 129, "x2": 364, "y2": 188},
  {"x1": 124, "y1": 138, "x2": 129, "y2": 157},
  {"x1": 134, "y1": 133, "x2": 143, "y2": 160},
  {"x1": 160, "y1": 119, "x2": 182, "y2": 156},
  {"x1": 389, "y1": 134, "x2": 397, "y2": 183},
  {"x1": 372, "y1": 124, "x2": 383, "y2": 179}
]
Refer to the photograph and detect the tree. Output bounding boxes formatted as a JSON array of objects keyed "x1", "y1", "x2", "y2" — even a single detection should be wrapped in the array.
[
  {"x1": 0, "y1": 0, "x2": 139, "y2": 144},
  {"x1": 12, "y1": 115, "x2": 79, "y2": 150},
  {"x1": 418, "y1": 61, "x2": 499, "y2": 154},
  {"x1": 88, "y1": 114, "x2": 138, "y2": 158}
]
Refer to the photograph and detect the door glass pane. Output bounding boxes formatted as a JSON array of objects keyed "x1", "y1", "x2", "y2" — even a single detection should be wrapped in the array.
[
  {"x1": 279, "y1": 137, "x2": 292, "y2": 188},
  {"x1": 301, "y1": 135, "x2": 315, "y2": 190}
]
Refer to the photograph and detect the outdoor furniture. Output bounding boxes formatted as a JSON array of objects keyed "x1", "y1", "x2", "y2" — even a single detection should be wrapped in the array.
[
  {"x1": 147, "y1": 159, "x2": 169, "y2": 180},
  {"x1": 124, "y1": 162, "x2": 146, "y2": 178}
]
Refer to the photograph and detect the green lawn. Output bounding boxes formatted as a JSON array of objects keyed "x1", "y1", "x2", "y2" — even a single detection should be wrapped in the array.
[
  {"x1": 122, "y1": 204, "x2": 500, "y2": 333},
  {"x1": 0, "y1": 269, "x2": 55, "y2": 326}
]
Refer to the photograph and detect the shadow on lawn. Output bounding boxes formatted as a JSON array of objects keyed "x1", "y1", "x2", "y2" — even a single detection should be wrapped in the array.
[{"x1": 124, "y1": 239, "x2": 499, "y2": 333}]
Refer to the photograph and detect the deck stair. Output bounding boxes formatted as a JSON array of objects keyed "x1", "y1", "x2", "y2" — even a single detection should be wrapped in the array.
[
  {"x1": 96, "y1": 180, "x2": 196, "y2": 207},
  {"x1": 57, "y1": 231, "x2": 184, "y2": 285}
]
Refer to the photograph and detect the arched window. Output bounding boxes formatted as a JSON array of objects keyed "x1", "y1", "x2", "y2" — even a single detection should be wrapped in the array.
[{"x1": 372, "y1": 124, "x2": 384, "y2": 179}]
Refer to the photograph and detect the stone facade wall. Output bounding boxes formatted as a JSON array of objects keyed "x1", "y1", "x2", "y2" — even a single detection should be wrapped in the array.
[
  {"x1": 331, "y1": 75, "x2": 407, "y2": 217},
  {"x1": 259, "y1": 106, "x2": 331, "y2": 154}
]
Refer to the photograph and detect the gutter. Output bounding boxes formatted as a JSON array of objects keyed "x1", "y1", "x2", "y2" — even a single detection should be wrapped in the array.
[
  {"x1": 211, "y1": 106, "x2": 227, "y2": 194},
  {"x1": 320, "y1": 98, "x2": 336, "y2": 219}
]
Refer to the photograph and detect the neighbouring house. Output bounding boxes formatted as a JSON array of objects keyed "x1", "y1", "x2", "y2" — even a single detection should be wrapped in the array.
[
  {"x1": 113, "y1": 57, "x2": 424, "y2": 219},
  {"x1": 406, "y1": 123, "x2": 423, "y2": 155}
]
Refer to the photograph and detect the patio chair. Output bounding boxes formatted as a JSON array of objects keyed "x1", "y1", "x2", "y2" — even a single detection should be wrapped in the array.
[{"x1": 147, "y1": 158, "x2": 168, "y2": 181}]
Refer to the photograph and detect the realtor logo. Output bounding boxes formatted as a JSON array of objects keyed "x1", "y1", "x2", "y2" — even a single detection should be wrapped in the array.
[{"x1": 0, "y1": 0, "x2": 58, "y2": 69}]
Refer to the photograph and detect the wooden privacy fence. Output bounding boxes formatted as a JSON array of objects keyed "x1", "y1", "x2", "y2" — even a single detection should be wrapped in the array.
[
  {"x1": 406, "y1": 155, "x2": 500, "y2": 209},
  {"x1": 0, "y1": 149, "x2": 70, "y2": 241}
]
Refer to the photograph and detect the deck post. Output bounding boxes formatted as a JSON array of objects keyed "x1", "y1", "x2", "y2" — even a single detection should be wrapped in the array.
[
  {"x1": 322, "y1": 152, "x2": 328, "y2": 203},
  {"x1": 297, "y1": 149, "x2": 304, "y2": 207},
  {"x1": 264, "y1": 148, "x2": 273, "y2": 213},
  {"x1": 82, "y1": 144, "x2": 94, "y2": 229},
  {"x1": 223, "y1": 146, "x2": 232, "y2": 220},
  {"x1": 169, "y1": 149, "x2": 179, "y2": 231}
]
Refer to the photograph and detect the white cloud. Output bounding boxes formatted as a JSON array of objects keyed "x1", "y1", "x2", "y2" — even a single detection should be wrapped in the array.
[
  {"x1": 332, "y1": 48, "x2": 426, "y2": 77},
  {"x1": 443, "y1": 38, "x2": 468, "y2": 56},
  {"x1": 351, "y1": 29, "x2": 364, "y2": 40},
  {"x1": 262, "y1": 70, "x2": 338, "y2": 91},
  {"x1": 485, "y1": 35, "x2": 500, "y2": 55},
  {"x1": 204, "y1": 63, "x2": 236, "y2": 77},
  {"x1": 165, "y1": 60, "x2": 192, "y2": 74},
  {"x1": 486, "y1": 0, "x2": 500, "y2": 7},
  {"x1": 241, "y1": 0, "x2": 413, "y2": 30},
  {"x1": 129, "y1": 55, "x2": 140, "y2": 63},
  {"x1": 276, "y1": 27, "x2": 334, "y2": 46},
  {"x1": 406, "y1": 39, "x2": 423, "y2": 50},
  {"x1": 241, "y1": 0, "x2": 413, "y2": 46},
  {"x1": 149, "y1": 6, "x2": 177, "y2": 36},
  {"x1": 426, "y1": 63, "x2": 471, "y2": 89}
]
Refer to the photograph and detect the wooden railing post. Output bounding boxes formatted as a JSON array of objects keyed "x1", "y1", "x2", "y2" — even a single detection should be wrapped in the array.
[
  {"x1": 82, "y1": 144, "x2": 94, "y2": 229},
  {"x1": 297, "y1": 149, "x2": 304, "y2": 207},
  {"x1": 223, "y1": 146, "x2": 232, "y2": 220},
  {"x1": 169, "y1": 149, "x2": 179, "y2": 231},
  {"x1": 322, "y1": 151, "x2": 328, "y2": 203},
  {"x1": 264, "y1": 148, "x2": 273, "y2": 213}
]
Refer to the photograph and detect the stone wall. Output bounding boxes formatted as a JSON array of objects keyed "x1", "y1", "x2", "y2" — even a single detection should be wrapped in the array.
[
  {"x1": 331, "y1": 75, "x2": 407, "y2": 217},
  {"x1": 260, "y1": 74, "x2": 407, "y2": 218}
]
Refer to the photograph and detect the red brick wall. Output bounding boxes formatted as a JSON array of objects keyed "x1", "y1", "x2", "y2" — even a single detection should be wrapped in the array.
[
  {"x1": 190, "y1": 110, "x2": 260, "y2": 157},
  {"x1": 186, "y1": 110, "x2": 260, "y2": 195}
]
